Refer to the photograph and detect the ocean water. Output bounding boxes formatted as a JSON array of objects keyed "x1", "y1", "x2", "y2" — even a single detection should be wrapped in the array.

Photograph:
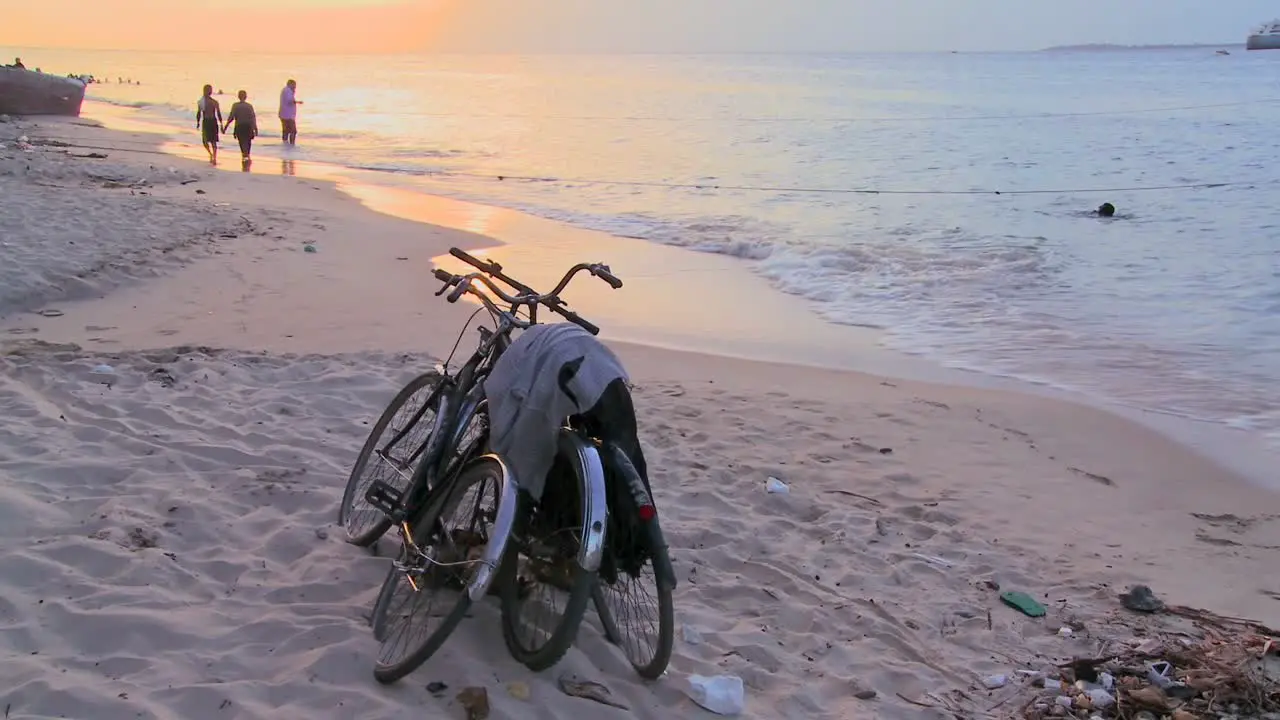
[{"x1": 21, "y1": 47, "x2": 1280, "y2": 449}]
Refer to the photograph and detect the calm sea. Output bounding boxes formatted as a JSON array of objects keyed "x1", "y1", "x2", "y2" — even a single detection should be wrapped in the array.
[{"x1": 20, "y1": 47, "x2": 1280, "y2": 457}]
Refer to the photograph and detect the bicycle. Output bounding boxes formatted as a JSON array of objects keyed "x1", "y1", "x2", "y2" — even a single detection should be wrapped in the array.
[{"x1": 339, "y1": 247, "x2": 677, "y2": 683}]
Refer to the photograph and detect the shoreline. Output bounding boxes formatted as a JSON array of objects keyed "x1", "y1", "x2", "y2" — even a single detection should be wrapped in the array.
[
  {"x1": 3, "y1": 112, "x2": 1280, "y2": 719},
  {"x1": 71, "y1": 100, "x2": 1280, "y2": 491}
]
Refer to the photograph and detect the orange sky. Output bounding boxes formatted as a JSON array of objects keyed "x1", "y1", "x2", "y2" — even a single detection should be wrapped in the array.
[{"x1": 4, "y1": 0, "x2": 454, "y2": 53}]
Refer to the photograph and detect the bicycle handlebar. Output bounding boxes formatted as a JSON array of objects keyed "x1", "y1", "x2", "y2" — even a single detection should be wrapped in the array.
[{"x1": 434, "y1": 247, "x2": 621, "y2": 336}]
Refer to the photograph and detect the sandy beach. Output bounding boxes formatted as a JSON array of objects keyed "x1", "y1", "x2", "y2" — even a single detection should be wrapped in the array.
[{"x1": 1, "y1": 115, "x2": 1278, "y2": 720}]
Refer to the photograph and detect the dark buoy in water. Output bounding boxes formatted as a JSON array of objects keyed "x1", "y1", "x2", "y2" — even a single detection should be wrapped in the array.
[{"x1": 1097, "y1": 202, "x2": 1116, "y2": 217}]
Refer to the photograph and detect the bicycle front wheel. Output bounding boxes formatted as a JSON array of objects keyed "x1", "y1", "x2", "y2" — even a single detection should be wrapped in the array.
[
  {"x1": 340, "y1": 371, "x2": 443, "y2": 547},
  {"x1": 370, "y1": 456, "x2": 506, "y2": 684}
]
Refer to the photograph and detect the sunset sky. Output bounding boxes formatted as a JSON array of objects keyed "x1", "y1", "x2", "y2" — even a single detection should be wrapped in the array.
[{"x1": 5, "y1": 0, "x2": 1275, "y2": 54}]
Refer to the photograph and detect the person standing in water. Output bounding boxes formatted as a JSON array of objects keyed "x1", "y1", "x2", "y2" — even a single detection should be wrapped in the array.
[
  {"x1": 278, "y1": 79, "x2": 303, "y2": 146},
  {"x1": 195, "y1": 84, "x2": 222, "y2": 164},
  {"x1": 222, "y1": 90, "x2": 259, "y2": 166}
]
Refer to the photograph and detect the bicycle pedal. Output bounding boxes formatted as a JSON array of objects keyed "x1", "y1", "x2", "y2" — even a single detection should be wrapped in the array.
[{"x1": 364, "y1": 480, "x2": 405, "y2": 516}]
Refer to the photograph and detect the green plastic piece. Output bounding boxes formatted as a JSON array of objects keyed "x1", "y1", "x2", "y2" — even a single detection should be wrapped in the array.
[{"x1": 1000, "y1": 590, "x2": 1046, "y2": 617}]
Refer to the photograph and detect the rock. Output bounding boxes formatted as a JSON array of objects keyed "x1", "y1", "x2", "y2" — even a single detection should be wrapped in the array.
[
  {"x1": 1119, "y1": 585, "x2": 1165, "y2": 613},
  {"x1": 457, "y1": 687, "x2": 490, "y2": 720},
  {"x1": 853, "y1": 689, "x2": 877, "y2": 700},
  {"x1": 1171, "y1": 710, "x2": 1200, "y2": 720}
]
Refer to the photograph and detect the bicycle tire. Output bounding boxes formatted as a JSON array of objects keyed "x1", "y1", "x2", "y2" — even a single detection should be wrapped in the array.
[
  {"x1": 340, "y1": 371, "x2": 445, "y2": 547},
  {"x1": 592, "y1": 520, "x2": 676, "y2": 679},
  {"x1": 591, "y1": 441, "x2": 676, "y2": 679},
  {"x1": 499, "y1": 474, "x2": 596, "y2": 672},
  {"x1": 370, "y1": 456, "x2": 505, "y2": 684}
]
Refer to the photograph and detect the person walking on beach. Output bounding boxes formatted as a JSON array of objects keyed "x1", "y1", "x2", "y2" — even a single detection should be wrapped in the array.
[
  {"x1": 222, "y1": 90, "x2": 259, "y2": 166},
  {"x1": 278, "y1": 79, "x2": 303, "y2": 146},
  {"x1": 195, "y1": 84, "x2": 222, "y2": 164}
]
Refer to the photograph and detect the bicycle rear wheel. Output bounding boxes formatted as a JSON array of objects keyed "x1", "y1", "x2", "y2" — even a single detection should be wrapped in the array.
[
  {"x1": 499, "y1": 442, "x2": 599, "y2": 672},
  {"x1": 370, "y1": 456, "x2": 505, "y2": 684},
  {"x1": 593, "y1": 442, "x2": 676, "y2": 680},
  {"x1": 340, "y1": 371, "x2": 444, "y2": 547}
]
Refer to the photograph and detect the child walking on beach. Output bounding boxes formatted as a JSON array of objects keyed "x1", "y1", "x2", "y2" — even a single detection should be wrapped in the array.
[
  {"x1": 223, "y1": 90, "x2": 259, "y2": 166},
  {"x1": 195, "y1": 85, "x2": 222, "y2": 164}
]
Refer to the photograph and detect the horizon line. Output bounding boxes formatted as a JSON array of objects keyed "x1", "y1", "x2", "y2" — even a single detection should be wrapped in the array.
[{"x1": 4, "y1": 43, "x2": 1243, "y2": 57}]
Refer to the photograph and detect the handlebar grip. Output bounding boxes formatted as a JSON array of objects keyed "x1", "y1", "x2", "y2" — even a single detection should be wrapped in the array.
[
  {"x1": 556, "y1": 307, "x2": 600, "y2": 336},
  {"x1": 450, "y1": 247, "x2": 494, "y2": 273},
  {"x1": 433, "y1": 268, "x2": 454, "y2": 283},
  {"x1": 596, "y1": 268, "x2": 623, "y2": 289},
  {"x1": 447, "y1": 279, "x2": 469, "y2": 303}
]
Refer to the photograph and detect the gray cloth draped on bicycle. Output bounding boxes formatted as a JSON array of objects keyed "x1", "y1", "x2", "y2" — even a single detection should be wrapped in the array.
[{"x1": 483, "y1": 322, "x2": 628, "y2": 500}]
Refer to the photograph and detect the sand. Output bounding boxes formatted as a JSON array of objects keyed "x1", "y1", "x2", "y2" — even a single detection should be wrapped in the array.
[{"x1": 1, "y1": 115, "x2": 1278, "y2": 720}]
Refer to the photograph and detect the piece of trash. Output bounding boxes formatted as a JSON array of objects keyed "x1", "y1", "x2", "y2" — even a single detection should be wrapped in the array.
[
  {"x1": 1057, "y1": 626, "x2": 1073, "y2": 638},
  {"x1": 1133, "y1": 638, "x2": 1164, "y2": 656},
  {"x1": 765, "y1": 477, "x2": 789, "y2": 494},
  {"x1": 91, "y1": 364, "x2": 115, "y2": 376},
  {"x1": 878, "y1": 447, "x2": 893, "y2": 454},
  {"x1": 1119, "y1": 585, "x2": 1164, "y2": 613},
  {"x1": 38, "y1": 308, "x2": 64, "y2": 318},
  {"x1": 853, "y1": 689, "x2": 877, "y2": 700},
  {"x1": 303, "y1": 244, "x2": 317, "y2": 253},
  {"x1": 1054, "y1": 695, "x2": 1073, "y2": 709},
  {"x1": 1098, "y1": 672, "x2": 1114, "y2": 690},
  {"x1": 456, "y1": 687, "x2": 490, "y2": 720},
  {"x1": 1086, "y1": 688, "x2": 1115, "y2": 709},
  {"x1": 681, "y1": 624, "x2": 703, "y2": 645},
  {"x1": 426, "y1": 681, "x2": 448, "y2": 695},
  {"x1": 999, "y1": 590, "x2": 1046, "y2": 617},
  {"x1": 506, "y1": 681, "x2": 530, "y2": 701},
  {"x1": 1127, "y1": 688, "x2": 1167, "y2": 711},
  {"x1": 1145, "y1": 660, "x2": 1173, "y2": 688},
  {"x1": 18, "y1": 135, "x2": 28, "y2": 143},
  {"x1": 168, "y1": 167, "x2": 178, "y2": 173},
  {"x1": 687, "y1": 675, "x2": 745, "y2": 715},
  {"x1": 314, "y1": 527, "x2": 328, "y2": 540},
  {"x1": 910, "y1": 552, "x2": 953, "y2": 568},
  {"x1": 213, "y1": 202, "x2": 231, "y2": 207},
  {"x1": 558, "y1": 674, "x2": 628, "y2": 710},
  {"x1": 982, "y1": 674, "x2": 1008, "y2": 689},
  {"x1": 195, "y1": 189, "x2": 207, "y2": 195},
  {"x1": 1040, "y1": 678, "x2": 1062, "y2": 690}
]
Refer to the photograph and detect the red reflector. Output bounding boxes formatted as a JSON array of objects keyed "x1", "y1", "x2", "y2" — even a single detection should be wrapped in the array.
[{"x1": 638, "y1": 504, "x2": 656, "y2": 521}]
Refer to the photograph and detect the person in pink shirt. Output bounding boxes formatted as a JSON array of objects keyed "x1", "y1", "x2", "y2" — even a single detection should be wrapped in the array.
[{"x1": 278, "y1": 79, "x2": 304, "y2": 145}]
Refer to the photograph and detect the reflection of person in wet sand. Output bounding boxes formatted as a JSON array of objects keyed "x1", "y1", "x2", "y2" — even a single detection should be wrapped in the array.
[
  {"x1": 222, "y1": 90, "x2": 259, "y2": 167},
  {"x1": 195, "y1": 84, "x2": 222, "y2": 164},
  {"x1": 281, "y1": 159, "x2": 297, "y2": 176}
]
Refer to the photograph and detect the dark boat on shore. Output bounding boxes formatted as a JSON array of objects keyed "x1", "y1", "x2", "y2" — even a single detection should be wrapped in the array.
[{"x1": 0, "y1": 67, "x2": 87, "y2": 116}]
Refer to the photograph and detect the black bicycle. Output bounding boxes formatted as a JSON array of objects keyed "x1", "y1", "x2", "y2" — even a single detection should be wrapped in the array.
[{"x1": 338, "y1": 248, "x2": 676, "y2": 683}]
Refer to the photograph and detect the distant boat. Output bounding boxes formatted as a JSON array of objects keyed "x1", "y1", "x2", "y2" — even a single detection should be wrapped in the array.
[
  {"x1": 0, "y1": 67, "x2": 86, "y2": 116},
  {"x1": 1246, "y1": 20, "x2": 1280, "y2": 50}
]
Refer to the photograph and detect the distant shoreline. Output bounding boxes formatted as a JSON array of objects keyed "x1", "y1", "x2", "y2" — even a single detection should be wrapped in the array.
[{"x1": 1040, "y1": 42, "x2": 1238, "y2": 52}]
